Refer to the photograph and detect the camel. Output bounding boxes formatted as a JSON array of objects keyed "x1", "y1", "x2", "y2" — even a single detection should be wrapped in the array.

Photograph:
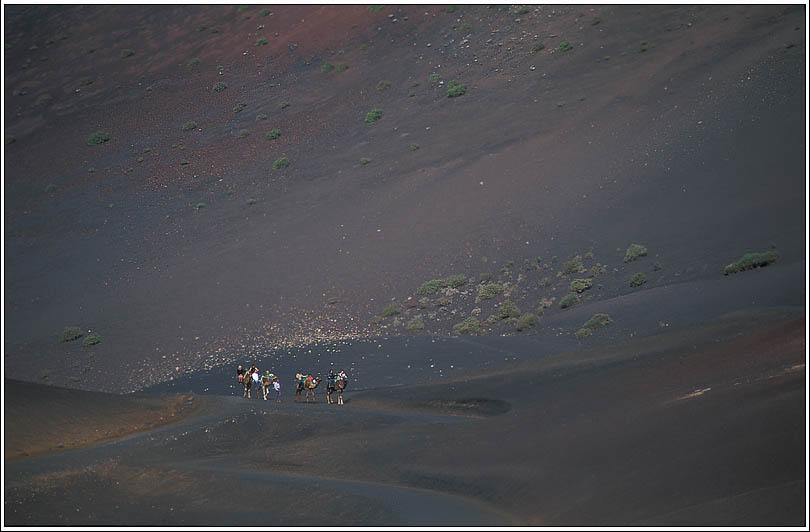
[
  {"x1": 327, "y1": 375, "x2": 347, "y2": 405},
  {"x1": 295, "y1": 373, "x2": 306, "y2": 399},
  {"x1": 260, "y1": 374, "x2": 276, "y2": 401},
  {"x1": 242, "y1": 372, "x2": 253, "y2": 398},
  {"x1": 302, "y1": 375, "x2": 322, "y2": 403}
]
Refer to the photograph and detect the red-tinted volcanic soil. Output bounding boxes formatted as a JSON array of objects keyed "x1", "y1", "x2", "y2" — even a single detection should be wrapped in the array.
[{"x1": 2, "y1": 4, "x2": 807, "y2": 527}]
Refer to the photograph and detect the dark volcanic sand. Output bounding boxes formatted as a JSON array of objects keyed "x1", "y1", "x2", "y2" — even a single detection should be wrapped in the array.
[{"x1": 3, "y1": 310, "x2": 805, "y2": 526}]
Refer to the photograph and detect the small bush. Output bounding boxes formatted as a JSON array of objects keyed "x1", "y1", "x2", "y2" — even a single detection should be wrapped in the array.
[
  {"x1": 236, "y1": 129, "x2": 250, "y2": 138},
  {"x1": 364, "y1": 108, "x2": 383, "y2": 123},
  {"x1": 410, "y1": 143, "x2": 420, "y2": 151},
  {"x1": 86, "y1": 131, "x2": 110, "y2": 145},
  {"x1": 321, "y1": 62, "x2": 335, "y2": 73},
  {"x1": 246, "y1": 198, "x2": 257, "y2": 205},
  {"x1": 576, "y1": 313, "x2": 612, "y2": 338},
  {"x1": 570, "y1": 278, "x2": 592, "y2": 293},
  {"x1": 446, "y1": 80, "x2": 467, "y2": 98},
  {"x1": 195, "y1": 202, "x2": 206, "y2": 209},
  {"x1": 530, "y1": 42, "x2": 545, "y2": 54},
  {"x1": 406, "y1": 316, "x2": 425, "y2": 332},
  {"x1": 476, "y1": 282, "x2": 503, "y2": 302},
  {"x1": 260, "y1": 8, "x2": 271, "y2": 16},
  {"x1": 187, "y1": 57, "x2": 201, "y2": 68},
  {"x1": 458, "y1": 21, "x2": 472, "y2": 33},
  {"x1": 45, "y1": 184, "x2": 57, "y2": 193},
  {"x1": 265, "y1": 129, "x2": 281, "y2": 140},
  {"x1": 559, "y1": 293, "x2": 578, "y2": 309},
  {"x1": 516, "y1": 313, "x2": 539, "y2": 331},
  {"x1": 367, "y1": 5, "x2": 383, "y2": 12},
  {"x1": 497, "y1": 300, "x2": 521, "y2": 320},
  {"x1": 444, "y1": 5, "x2": 459, "y2": 13},
  {"x1": 60, "y1": 326, "x2": 83, "y2": 342},
  {"x1": 417, "y1": 279, "x2": 447, "y2": 295},
  {"x1": 723, "y1": 251, "x2": 780, "y2": 275},
  {"x1": 233, "y1": 102, "x2": 247, "y2": 113},
  {"x1": 561, "y1": 255, "x2": 585, "y2": 275},
  {"x1": 428, "y1": 72, "x2": 442, "y2": 84},
  {"x1": 256, "y1": 114, "x2": 268, "y2": 121},
  {"x1": 382, "y1": 302, "x2": 401, "y2": 317},
  {"x1": 272, "y1": 157, "x2": 290, "y2": 170},
  {"x1": 445, "y1": 274, "x2": 466, "y2": 288},
  {"x1": 556, "y1": 41, "x2": 573, "y2": 53},
  {"x1": 436, "y1": 296, "x2": 452, "y2": 307},
  {"x1": 181, "y1": 120, "x2": 197, "y2": 131},
  {"x1": 34, "y1": 93, "x2": 53, "y2": 107},
  {"x1": 212, "y1": 81, "x2": 227, "y2": 92},
  {"x1": 376, "y1": 80, "x2": 391, "y2": 92},
  {"x1": 624, "y1": 243, "x2": 648, "y2": 262},
  {"x1": 279, "y1": 101, "x2": 290, "y2": 110},
  {"x1": 256, "y1": 37, "x2": 268, "y2": 46},
  {"x1": 83, "y1": 333, "x2": 101, "y2": 346},
  {"x1": 479, "y1": 273, "x2": 492, "y2": 283},
  {"x1": 516, "y1": 6, "x2": 531, "y2": 16},
  {"x1": 120, "y1": 48, "x2": 135, "y2": 58},
  {"x1": 574, "y1": 328, "x2": 593, "y2": 339},
  {"x1": 360, "y1": 157, "x2": 372, "y2": 165},
  {"x1": 453, "y1": 316, "x2": 482, "y2": 335},
  {"x1": 180, "y1": 159, "x2": 190, "y2": 165},
  {"x1": 629, "y1": 273, "x2": 646, "y2": 287}
]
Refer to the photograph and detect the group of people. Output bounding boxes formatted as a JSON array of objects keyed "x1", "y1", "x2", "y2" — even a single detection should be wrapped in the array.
[{"x1": 237, "y1": 364, "x2": 281, "y2": 402}]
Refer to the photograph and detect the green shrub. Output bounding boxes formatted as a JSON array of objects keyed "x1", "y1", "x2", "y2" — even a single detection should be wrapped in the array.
[
  {"x1": 556, "y1": 41, "x2": 573, "y2": 52},
  {"x1": 120, "y1": 48, "x2": 135, "y2": 58},
  {"x1": 574, "y1": 328, "x2": 593, "y2": 339},
  {"x1": 327, "y1": 296, "x2": 339, "y2": 304},
  {"x1": 479, "y1": 272, "x2": 492, "y2": 283},
  {"x1": 446, "y1": 80, "x2": 467, "y2": 98},
  {"x1": 410, "y1": 143, "x2": 420, "y2": 151},
  {"x1": 624, "y1": 243, "x2": 647, "y2": 262},
  {"x1": 724, "y1": 251, "x2": 780, "y2": 275},
  {"x1": 60, "y1": 326, "x2": 83, "y2": 342},
  {"x1": 83, "y1": 333, "x2": 101, "y2": 346},
  {"x1": 86, "y1": 131, "x2": 110, "y2": 145},
  {"x1": 195, "y1": 202, "x2": 206, "y2": 209},
  {"x1": 458, "y1": 21, "x2": 472, "y2": 32},
  {"x1": 5, "y1": 135, "x2": 16, "y2": 145},
  {"x1": 417, "y1": 279, "x2": 447, "y2": 295},
  {"x1": 516, "y1": 6, "x2": 531, "y2": 15},
  {"x1": 212, "y1": 81, "x2": 227, "y2": 92},
  {"x1": 561, "y1": 255, "x2": 585, "y2": 275},
  {"x1": 265, "y1": 128, "x2": 281, "y2": 140},
  {"x1": 444, "y1": 5, "x2": 459, "y2": 13},
  {"x1": 360, "y1": 157, "x2": 372, "y2": 165},
  {"x1": 376, "y1": 80, "x2": 391, "y2": 92},
  {"x1": 570, "y1": 278, "x2": 592, "y2": 293},
  {"x1": 321, "y1": 62, "x2": 335, "y2": 73},
  {"x1": 272, "y1": 157, "x2": 290, "y2": 170},
  {"x1": 34, "y1": 93, "x2": 53, "y2": 106},
  {"x1": 371, "y1": 315, "x2": 384, "y2": 324},
  {"x1": 476, "y1": 282, "x2": 503, "y2": 302},
  {"x1": 45, "y1": 183, "x2": 57, "y2": 193},
  {"x1": 629, "y1": 273, "x2": 646, "y2": 287},
  {"x1": 590, "y1": 263, "x2": 606, "y2": 276},
  {"x1": 246, "y1": 198, "x2": 257, "y2": 205},
  {"x1": 187, "y1": 57, "x2": 201, "y2": 68},
  {"x1": 516, "y1": 313, "x2": 539, "y2": 331},
  {"x1": 360, "y1": 43, "x2": 369, "y2": 51},
  {"x1": 382, "y1": 302, "x2": 401, "y2": 317},
  {"x1": 180, "y1": 159, "x2": 190, "y2": 165},
  {"x1": 436, "y1": 296, "x2": 452, "y2": 307},
  {"x1": 279, "y1": 101, "x2": 290, "y2": 110},
  {"x1": 256, "y1": 37, "x2": 268, "y2": 46},
  {"x1": 236, "y1": 5, "x2": 249, "y2": 12},
  {"x1": 428, "y1": 72, "x2": 442, "y2": 84},
  {"x1": 367, "y1": 5, "x2": 383, "y2": 12},
  {"x1": 576, "y1": 313, "x2": 612, "y2": 338},
  {"x1": 530, "y1": 42, "x2": 545, "y2": 54},
  {"x1": 453, "y1": 316, "x2": 481, "y2": 335},
  {"x1": 559, "y1": 293, "x2": 578, "y2": 309},
  {"x1": 445, "y1": 274, "x2": 466, "y2": 288},
  {"x1": 233, "y1": 102, "x2": 247, "y2": 113},
  {"x1": 364, "y1": 108, "x2": 383, "y2": 123},
  {"x1": 181, "y1": 120, "x2": 197, "y2": 131},
  {"x1": 236, "y1": 129, "x2": 250, "y2": 138},
  {"x1": 260, "y1": 8, "x2": 271, "y2": 16},
  {"x1": 406, "y1": 316, "x2": 425, "y2": 332},
  {"x1": 497, "y1": 300, "x2": 521, "y2": 320}
]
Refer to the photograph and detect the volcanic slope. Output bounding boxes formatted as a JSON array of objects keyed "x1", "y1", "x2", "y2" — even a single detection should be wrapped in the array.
[{"x1": 3, "y1": 4, "x2": 806, "y2": 391}]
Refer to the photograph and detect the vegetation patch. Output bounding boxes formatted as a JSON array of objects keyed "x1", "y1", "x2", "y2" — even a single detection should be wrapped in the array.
[
  {"x1": 265, "y1": 128, "x2": 281, "y2": 140},
  {"x1": 530, "y1": 42, "x2": 545, "y2": 54},
  {"x1": 569, "y1": 278, "x2": 592, "y2": 293},
  {"x1": 556, "y1": 41, "x2": 573, "y2": 52},
  {"x1": 624, "y1": 243, "x2": 648, "y2": 262},
  {"x1": 444, "y1": 5, "x2": 459, "y2": 14},
  {"x1": 34, "y1": 93, "x2": 53, "y2": 107},
  {"x1": 445, "y1": 274, "x2": 466, "y2": 288},
  {"x1": 321, "y1": 62, "x2": 335, "y2": 73},
  {"x1": 417, "y1": 279, "x2": 447, "y2": 295},
  {"x1": 497, "y1": 300, "x2": 521, "y2": 320},
  {"x1": 187, "y1": 57, "x2": 201, "y2": 68},
  {"x1": 629, "y1": 273, "x2": 646, "y2": 287},
  {"x1": 446, "y1": 80, "x2": 467, "y2": 98},
  {"x1": 181, "y1": 120, "x2": 197, "y2": 131},
  {"x1": 576, "y1": 313, "x2": 612, "y2": 339},
  {"x1": 476, "y1": 282, "x2": 503, "y2": 302},
  {"x1": 406, "y1": 316, "x2": 425, "y2": 332},
  {"x1": 458, "y1": 21, "x2": 472, "y2": 33},
  {"x1": 212, "y1": 81, "x2": 227, "y2": 92},
  {"x1": 335, "y1": 63, "x2": 350, "y2": 72},
  {"x1": 120, "y1": 48, "x2": 135, "y2": 58},
  {"x1": 453, "y1": 316, "x2": 482, "y2": 335},
  {"x1": 255, "y1": 37, "x2": 268, "y2": 46},
  {"x1": 83, "y1": 333, "x2": 102, "y2": 346},
  {"x1": 410, "y1": 143, "x2": 420, "y2": 151},
  {"x1": 195, "y1": 202, "x2": 206, "y2": 209},
  {"x1": 723, "y1": 251, "x2": 780, "y2": 275},
  {"x1": 376, "y1": 80, "x2": 391, "y2": 92},
  {"x1": 428, "y1": 72, "x2": 442, "y2": 84},
  {"x1": 382, "y1": 302, "x2": 401, "y2": 317},
  {"x1": 367, "y1": 5, "x2": 383, "y2": 12},
  {"x1": 516, "y1": 313, "x2": 539, "y2": 331},
  {"x1": 60, "y1": 326, "x2": 83, "y2": 342},
  {"x1": 86, "y1": 131, "x2": 110, "y2": 145},
  {"x1": 272, "y1": 157, "x2": 290, "y2": 170},
  {"x1": 45, "y1": 183, "x2": 57, "y2": 193},
  {"x1": 364, "y1": 108, "x2": 384, "y2": 123},
  {"x1": 561, "y1": 255, "x2": 585, "y2": 275},
  {"x1": 233, "y1": 102, "x2": 247, "y2": 113},
  {"x1": 559, "y1": 293, "x2": 578, "y2": 309},
  {"x1": 236, "y1": 129, "x2": 250, "y2": 138},
  {"x1": 360, "y1": 157, "x2": 372, "y2": 165}
]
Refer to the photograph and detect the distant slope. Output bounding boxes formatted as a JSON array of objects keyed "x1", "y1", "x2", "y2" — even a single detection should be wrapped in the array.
[{"x1": 3, "y1": 4, "x2": 805, "y2": 390}]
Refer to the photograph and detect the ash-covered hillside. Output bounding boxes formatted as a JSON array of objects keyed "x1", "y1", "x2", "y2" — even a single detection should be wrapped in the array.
[{"x1": 3, "y1": 4, "x2": 805, "y2": 391}]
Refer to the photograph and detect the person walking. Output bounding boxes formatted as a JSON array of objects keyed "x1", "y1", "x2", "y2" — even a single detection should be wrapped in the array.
[{"x1": 274, "y1": 378, "x2": 282, "y2": 402}]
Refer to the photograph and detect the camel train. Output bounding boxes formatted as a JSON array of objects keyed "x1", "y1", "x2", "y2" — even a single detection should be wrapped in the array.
[{"x1": 238, "y1": 366, "x2": 348, "y2": 405}]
